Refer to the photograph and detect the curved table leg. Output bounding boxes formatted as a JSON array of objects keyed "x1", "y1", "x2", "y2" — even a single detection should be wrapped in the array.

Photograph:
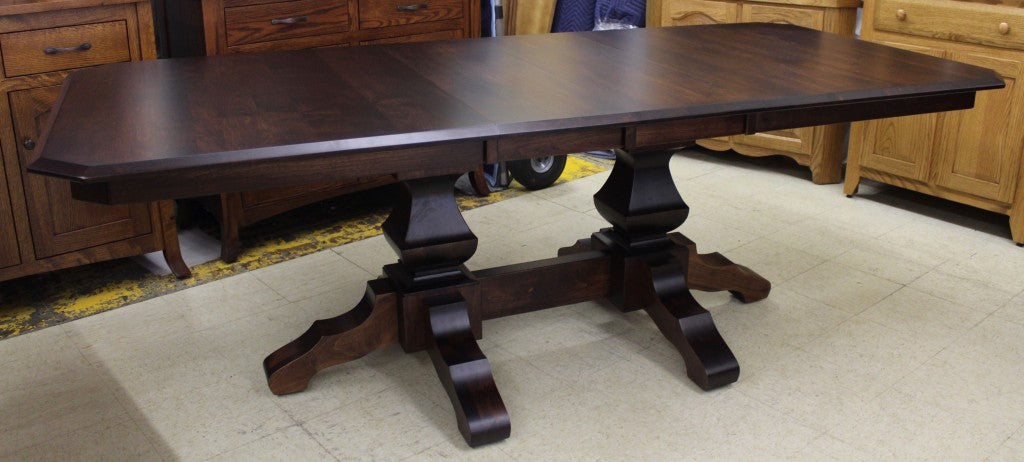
[
  {"x1": 640, "y1": 256, "x2": 740, "y2": 390},
  {"x1": 264, "y1": 280, "x2": 399, "y2": 395},
  {"x1": 428, "y1": 299, "x2": 510, "y2": 447},
  {"x1": 668, "y1": 233, "x2": 770, "y2": 303},
  {"x1": 157, "y1": 200, "x2": 191, "y2": 279}
]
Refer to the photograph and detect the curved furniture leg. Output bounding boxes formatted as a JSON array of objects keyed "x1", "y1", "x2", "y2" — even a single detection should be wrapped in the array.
[
  {"x1": 219, "y1": 193, "x2": 242, "y2": 263},
  {"x1": 668, "y1": 233, "x2": 770, "y2": 302},
  {"x1": 157, "y1": 200, "x2": 191, "y2": 279},
  {"x1": 264, "y1": 279, "x2": 399, "y2": 395},
  {"x1": 428, "y1": 299, "x2": 510, "y2": 447},
  {"x1": 640, "y1": 256, "x2": 739, "y2": 390}
]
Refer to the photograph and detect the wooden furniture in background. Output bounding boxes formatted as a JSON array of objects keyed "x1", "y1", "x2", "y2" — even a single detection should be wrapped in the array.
[
  {"x1": 646, "y1": 0, "x2": 859, "y2": 184},
  {"x1": 161, "y1": 0, "x2": 481, "y2": 262},
  {"x1": 846, "y1": 0, "x2": 1024, "y2": 245},
  {"x1": 32, "y1": 25, "x2": 1001, "y2": 446},
  {"x1": 0, "y1": 0, "x2": 188, "y2": 282}
]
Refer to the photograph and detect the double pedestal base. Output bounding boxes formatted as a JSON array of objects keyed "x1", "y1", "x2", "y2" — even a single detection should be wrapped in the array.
[{"x1": 264, "y1": 148, "x2": 771, "y2": 447}]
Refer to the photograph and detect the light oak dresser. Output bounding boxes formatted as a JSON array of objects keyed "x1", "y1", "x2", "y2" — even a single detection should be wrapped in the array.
[
  {"x1": 646, "y1": 0, "x2": 860, "y2": 184},
  {"x1": 846, "y1": 0, "x2": 1024, "y2": 245}
]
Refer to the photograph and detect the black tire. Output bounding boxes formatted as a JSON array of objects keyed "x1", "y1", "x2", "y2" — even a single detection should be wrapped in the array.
[{"x1": 507, "y1": 155, "x2": 567, "y2": 190}]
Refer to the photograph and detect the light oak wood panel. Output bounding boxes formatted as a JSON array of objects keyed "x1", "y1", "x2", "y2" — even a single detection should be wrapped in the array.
[
  {"x1": 934, "y1": 51, "x2": 1024, "y2": 203},
  {"x1": 853, "y1": 42, "x2": 946, "y2": 182},
  {"x1": 874, "y1": 0, "x2": 1024, "y2": 52},
  {"x1": 650, "y1": 0, "x2": 858, "y2": 184},
  {"x1": 847, "y1": 0, "x2": 1024, "y2": 244},
  {"x1": 662, "y1": 0, "x2": 738, "y2": 25}
]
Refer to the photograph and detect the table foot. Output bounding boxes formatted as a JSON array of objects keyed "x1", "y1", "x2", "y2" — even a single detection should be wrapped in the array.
[
  {"x1": 428, "y1": 299, "x2": 510, "y2": 447},
  {"x1": 668, "y1": 233, "x2": 770, "y2": 302},
  {"x1": 264, "y1": 280, "x2": 399, "y2": 395},
  {"x1": 640, "y1": 256, "x2": 740, "y2": 390}
]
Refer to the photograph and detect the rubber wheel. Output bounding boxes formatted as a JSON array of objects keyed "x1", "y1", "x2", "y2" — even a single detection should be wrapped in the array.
[{"x1": 507, "y1": 155, "x2": 567, "y2": 190}]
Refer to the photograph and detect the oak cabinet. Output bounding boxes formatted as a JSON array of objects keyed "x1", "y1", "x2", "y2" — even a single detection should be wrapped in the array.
[
  {"x1": 648, "y1": 0, "x2": 859, "y2": 184},
  {"x1": 162, "y1": 0, "x2": 480, "y2": 262},
  {"x1": 0, "y1": 153, "x2": 19, "y2": 269},
  {"x1": 846, "y1": 0, "x2": 1024, "y2": 244},
  {"x1": 0, "y1": 0, "x2": 189, "y2": 282}
]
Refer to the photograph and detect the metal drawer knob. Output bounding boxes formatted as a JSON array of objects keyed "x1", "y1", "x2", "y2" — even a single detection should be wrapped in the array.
[
  {"x1": 23, "y1": 139, "x2": 35, "y2": 150},
  {"x1": 896, "y1": 9, "x2": 907, "y2": 21},
  {"x1": 999, "y1": 22, "x2": 1010, "y2": 35},
  {"x1": 397, "y1": 3, "x2": 429, "y2": 11}
]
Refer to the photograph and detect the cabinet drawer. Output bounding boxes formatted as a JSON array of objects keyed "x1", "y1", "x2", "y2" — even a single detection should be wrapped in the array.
[
  {"x1": 358, "y1": 0, "x2": 464, "y2": 29},
  {"x1": 874, "y1": 0, "x2": 1024, "y2": 51},
  {"x1": 225, "y1": 0, "x2": 350, "y2": 47},
  {"x1": 0, "y1": 21, "x2": 131, "y2": 78},
  {"x1": 741, "y1": 4, "x2": 824, "y2": 30},
  {"x1": 661, "y1": 0, "x2": 739, "y2": 26}
]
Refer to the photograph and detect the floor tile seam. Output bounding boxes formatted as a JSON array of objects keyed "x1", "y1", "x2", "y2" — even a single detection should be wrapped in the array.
[
  {"x1": 911, "y1": 267, "x2": 1018, "y2": 313},
  {"x1": 854, "y1": 284, "x2": 982, "y2": 335},
  {"x1": 99, "y1": 400, "x2": 170, "y2": 461},
  {"x1": 829, "y1": 245, "x2": 939, "y2": 287},
  {"x1": 253, "y1": 265, "x2": 379, "y2": 305},
  {"x1": 731, "y1": 387, "x2": 830, "y2": 440}
]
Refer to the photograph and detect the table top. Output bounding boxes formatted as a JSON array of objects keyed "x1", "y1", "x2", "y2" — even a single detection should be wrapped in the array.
[{"x1": 31, "y1": 24, "x2": 1003, "y2": 202}]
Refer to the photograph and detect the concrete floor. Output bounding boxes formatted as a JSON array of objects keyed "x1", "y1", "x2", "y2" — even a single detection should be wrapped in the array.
[{"x1": 2, "y1": 149, "x2": 1023, "y2": 461}]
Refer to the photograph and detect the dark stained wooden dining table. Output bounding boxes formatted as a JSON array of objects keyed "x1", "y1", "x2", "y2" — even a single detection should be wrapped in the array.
[{"x1": 30, "y1": 24, "x2": 1003, "y2": 447}]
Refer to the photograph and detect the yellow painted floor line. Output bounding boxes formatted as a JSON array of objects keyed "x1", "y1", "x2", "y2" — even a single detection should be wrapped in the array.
[{"x1": 0, "y1": 155, "x2": 612, "y2": 339}]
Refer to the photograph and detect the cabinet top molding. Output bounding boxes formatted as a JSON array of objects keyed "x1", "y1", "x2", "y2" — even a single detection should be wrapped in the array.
[
  {"x1": 727, "y1": 0, "x2": 861, "y2": 7},
  {"x1": 0, "y1": 0, "x2": 147, "y2": 16},
  {"x1": 31, "y1": 24, "x2": 1003, "y2": 201}
]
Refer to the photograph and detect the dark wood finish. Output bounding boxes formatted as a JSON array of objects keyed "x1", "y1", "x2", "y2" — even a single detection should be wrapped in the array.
[
  {"x1": 0, "y1": 0, "x2": 188, "y2": 282},
  {"x1": 427, "y1": 298, "x2": 510, "y2": 447},
  {"x1": 224, "y1": 0, "x2": 350, "y2": 47},
  {"x1": 264, "y1": 278, "x2": 399, "y2": 394},
  {"x1": 0, "y1": 155, "x2": 20, "y2": 269},
  {"x1": 158, "y1": 0, "x2": 481, "y2": 261},
  {"x1": 30, "y1": 25, "x2": 1003, "y2": 446},
  {"x1": 358, "y1": 0, "x2": 463, "y2": 29}
]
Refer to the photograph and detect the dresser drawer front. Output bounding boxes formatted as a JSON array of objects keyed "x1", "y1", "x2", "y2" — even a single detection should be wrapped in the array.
[
  {"x1": 225, "y1": 0, "x2": 351, "y2": 47},
  {"x1": 661, "y1": 0, "x2": 739, "y2": 26},
  {"x1": 741, "y1": 4, "x2": 825, "y2": 30},
  {"x1": 874, "y1": 0, "x2": 1024, "y2": 51},
  {"x1": 358, "y1": 0, "x2": 464, "y2": 29},
  {"x1": 0, "y1": 21, "x2": 131, "y2": 77}
]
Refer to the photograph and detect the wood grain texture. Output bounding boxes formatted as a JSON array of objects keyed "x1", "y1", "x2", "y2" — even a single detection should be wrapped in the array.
[
  {"x1": 427, "y1": 298, "x2": 510, "y2": 447},
  {"x1": 0, "y1": 20, "x2": 131, "y2": 77},
  {"x1": 32, "y1": 24, "x2": 1003, "y2": 202},
  {"x1": 652, "y1": 0, "x2": 858, "y2": 184},
  {"x1": 0, "y1": 1, "x2": 188, "y2": 283},
  {"x1": 265, "y1": 278, "x2": 399, "y2": 395},
  {"x1": 848, "y1": 0, "x2": 1024, "y2": 244},
  {"x1": 358, "y1": 0, "x2": 463, "y2": 29}
]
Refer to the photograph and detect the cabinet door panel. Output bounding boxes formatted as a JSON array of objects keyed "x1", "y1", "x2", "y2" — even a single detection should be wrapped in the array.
[
  {"x1": 934, "y1": 52, "x2": 1024, "y2": 204},
  {"x1": 0, "y1": 153, "x2": 20, "y2": 268},
  {"x1": 662, "y1": 0, "x2": 739, "y2": 26},
  {"x1": 855, "y1": 42, "x2": 946, "y2": 181},
  {"x1": 733, "y1": 4, "x2": 826, "y2": 154},
  {"x1": 10, "y1": 85, "x2": 152, "y2": 259}
]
